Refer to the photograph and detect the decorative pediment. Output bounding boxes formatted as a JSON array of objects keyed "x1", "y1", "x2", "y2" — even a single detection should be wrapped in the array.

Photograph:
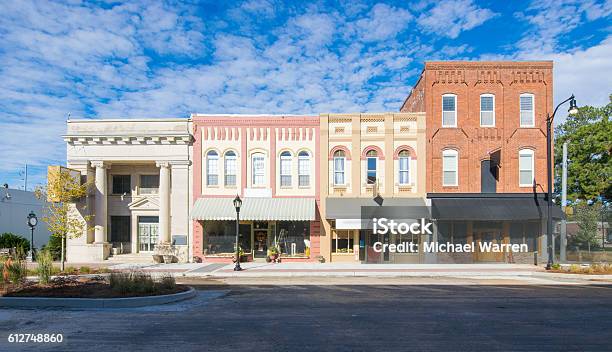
[{"x1": 128, "y1": 196, "x2": 159, "y2": 210}]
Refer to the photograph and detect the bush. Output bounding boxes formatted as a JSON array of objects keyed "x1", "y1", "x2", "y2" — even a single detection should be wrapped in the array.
[
  {"x1": 79, "y1": 266, "x2": 91, "y2": 274},
  {"x1": 37, "y1": 249, "x2": 54, "y2": 284},
  {"x1": 3, "y1": 256, "x2": 27, "y2": 284},
  {"x1": 42, "y1": 235, "x2": 63, "y2": 261},
  {"x1": 0, "y1": 233, "x2": 30, "y2": 257},
  {"x1": 109, "y1": 271, "x2": 177, "y2": 294},
  {"x1": 159, "y1": 274, "x2": 176, "y2": 290}
]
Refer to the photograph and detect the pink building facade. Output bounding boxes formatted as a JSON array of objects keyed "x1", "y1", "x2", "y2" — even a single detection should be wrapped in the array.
[{"x1": 191, "y1": 115, "x2": 321, "y2": 262}]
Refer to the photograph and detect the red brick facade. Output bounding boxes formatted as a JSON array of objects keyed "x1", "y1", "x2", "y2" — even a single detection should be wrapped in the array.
[{"x1": 401, "y1": 61, "x2": 553, "y2": 194}]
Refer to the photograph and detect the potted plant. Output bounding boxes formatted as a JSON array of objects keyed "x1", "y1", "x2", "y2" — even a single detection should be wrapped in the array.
[
  {"x1": 267, "y1": 245, "x2": 280, "y2": 263},
  {"x1": 232, "y1": 246, "x2": 245, "y2": 263}
]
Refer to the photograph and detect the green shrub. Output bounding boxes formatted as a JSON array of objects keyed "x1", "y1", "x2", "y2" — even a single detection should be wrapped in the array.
[
  {"x1": 41, "y1": 235, "x2": 63, "y2": 261},
  {"x1": 551, "y1": 263, "x2": 561, "y2": 270},
  {"x1": 159, "y1": 274, "x2": 176, "y2": 290},
  {"x1": 79, "y1": 266, "x2": 91, "y2": 274},
  {"x1": 0, "y1": 233, "x2": 30, "y2": 257},
  {"x1": 37, "y1": 249, "x2": 53, "y2": 284},
  {"x1": 4, "y1": 257, "x2": 27, "y2": 284},
  {"x1": 109, "y1": 271, "x2": 178, "y2": 294}
]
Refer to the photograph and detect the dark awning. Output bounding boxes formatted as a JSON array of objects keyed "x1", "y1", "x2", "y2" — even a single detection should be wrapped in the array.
[
  {"x1": 429, "y1": 194, "x2": 565, "y2": 221},
  {"x1": 325, "y1": 197, "x2": 427, "y2": 219}
]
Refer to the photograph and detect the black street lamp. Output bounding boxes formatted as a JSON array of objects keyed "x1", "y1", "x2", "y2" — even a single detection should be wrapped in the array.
[
  {"x1": 546, "y1": 94, "x2": 578, "y2": 270},
  {"x1": 27, "y1": 210, "x2": 38, "y2": 262},
  {"x1": 233, "y1": 195, "x2": 243, "y2": 271}
]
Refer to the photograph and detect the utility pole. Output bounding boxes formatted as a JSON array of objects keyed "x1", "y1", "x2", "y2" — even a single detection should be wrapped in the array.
[{"x1": 560, "y1": 142, "x2": 568, "y2": 263}]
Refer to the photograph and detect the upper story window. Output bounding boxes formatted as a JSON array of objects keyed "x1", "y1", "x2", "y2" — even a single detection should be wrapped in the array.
[
  {"x1": 398, "y1": 150, "x2": 410, "y2": 185},
  {"x1": 520, "y1": 93, "x2": 535, "y2": 127},
  {"x1": 280, "y1": 151, "x2": 292, "y2": 187},
  {"x1": 112, "y1": 175, "x2": 131, "y2": 195},
  {"x1": 442, "y1": 94, "x2": 457, "y2": 127},
  {"x1": 480, "y1": 94, "x2": 495, "y2": 127},
  {"x1": 298, "y1": 151, "x2": 310, "y2": 187},
  {"x1": 442, "y1": 149, "x2": 458, "y2": 187},
  {"x1": 519, "y1": 149, "x2": 534, "y2": 187},
  {"x1": 224, "y1": 151, "x2": 237, "y2": 186},
  {"x1": 252, "y1": 153, "x2": 265, "y2": 186},
  {"x1": 366, "y1": 150, "x2": 378, "y2": 185},
  {"x1": 206, "y1": 150, "x2": 219, "y2": 186},
  {"x1": 139, "y1": 174, "x2": 159, "y2": 194},
  {"x1": 333, "y1": 150, "x2": 346, "y2": 186}
]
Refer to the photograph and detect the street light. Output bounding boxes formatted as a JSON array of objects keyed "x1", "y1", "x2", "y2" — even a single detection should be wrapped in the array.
[
  {"x1": 233, "y1": 195, "x2": 243, "y2": 271},
  {"x1": 546, "y1": 94, "x2": 578, "y2": 270},
  {"x1": 27, "y1": 211, "x2": 38, "y2": 262}
]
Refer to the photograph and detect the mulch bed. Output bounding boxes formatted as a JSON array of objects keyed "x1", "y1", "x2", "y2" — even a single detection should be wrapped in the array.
[{"x1": 2, "y1": 278, "x2": 189, "y2": 298}]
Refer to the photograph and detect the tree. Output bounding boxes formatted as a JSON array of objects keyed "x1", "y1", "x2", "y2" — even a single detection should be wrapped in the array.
[
  {"x1": 570, "y1": 204, "x2": 601, "y2": 251},
  {"x1": 35, "y1": 167, "x2": 92, "y2": 271},
  {"x1": 554, "y1": 95, "x2": 612, "y2": 203},
  {"x1": 0, "y1": 233, "x2": 30, "y2": 258}
]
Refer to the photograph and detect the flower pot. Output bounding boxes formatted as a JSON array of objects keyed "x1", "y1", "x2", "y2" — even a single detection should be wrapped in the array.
[{"x1": 163, "y1": 255, "x2": 174, "y2": 264}]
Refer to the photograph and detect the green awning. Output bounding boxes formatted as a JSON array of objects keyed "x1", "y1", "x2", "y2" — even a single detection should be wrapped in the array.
[{"x1": 192, "y1": 197, "x2": 316, "y2": 221}]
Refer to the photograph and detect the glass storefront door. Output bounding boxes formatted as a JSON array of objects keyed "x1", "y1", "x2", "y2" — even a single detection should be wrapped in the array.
[{"x1": 138, "y1": 216, "x2": 159, "y2": 253}]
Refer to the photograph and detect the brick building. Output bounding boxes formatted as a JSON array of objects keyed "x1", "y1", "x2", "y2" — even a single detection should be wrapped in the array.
[{"x1": 401, "y1": 61, "x2": 562, "y2": 263}]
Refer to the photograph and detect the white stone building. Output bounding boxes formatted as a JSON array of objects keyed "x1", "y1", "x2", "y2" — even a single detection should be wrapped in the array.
[{"x1": 64, "y1": 119, "x2": 193, "y2": 262}]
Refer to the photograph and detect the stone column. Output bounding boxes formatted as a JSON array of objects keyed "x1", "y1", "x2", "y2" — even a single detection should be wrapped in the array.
[
  {"x1": 91, "y1": 161, "x2": 108, "y2": 243},
  {"x1": 157, "y1": 161, "x2": 171, "y2": 244}
]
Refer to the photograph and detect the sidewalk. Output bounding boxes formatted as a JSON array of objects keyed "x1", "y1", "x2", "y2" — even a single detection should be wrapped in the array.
[{"x1": 103, "y1": 262, "x2": 609, "y2": 282}]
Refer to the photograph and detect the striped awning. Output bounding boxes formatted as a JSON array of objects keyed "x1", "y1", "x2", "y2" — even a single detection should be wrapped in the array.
[{"x1": 192, "y1": 197, "x2": 315, "y2": 221}]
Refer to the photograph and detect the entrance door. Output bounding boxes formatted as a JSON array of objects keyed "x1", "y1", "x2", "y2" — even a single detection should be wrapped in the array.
[
  {"x1": 252, "y1": 221, "x2": 269, "y2": 259},
  {"x1": 138, "y1": 216, "x2": 159, "y2": 253},
  {"x1": 365, "y1": 231, "x2": 382, "y2": 263},
  {"x1": 475, "y1": 230, "x2": 504, "y2": 262},
  {"x1": 481, "y1": 159, "x2": 497, "y2": 193}
]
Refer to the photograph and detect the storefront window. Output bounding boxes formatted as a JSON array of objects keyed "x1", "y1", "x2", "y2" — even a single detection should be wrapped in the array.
[
  {"x1": 333, "y1": 230, "x2": 354, "y2": 253},
  {"x1": 204, "y1": 221, "x2": 251, "y2": 255},
  {"x1": 275, "y1": 221, "x2": 310, "y2": 256}
]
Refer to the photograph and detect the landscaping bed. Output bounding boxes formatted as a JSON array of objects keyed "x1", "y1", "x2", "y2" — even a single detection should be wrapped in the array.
[
  {"x1": 550, "y1": 263, "x2": 612, "y2": 275},
  {"x1": 3, "y1": 277, "x2": 189, "y2": 298}
]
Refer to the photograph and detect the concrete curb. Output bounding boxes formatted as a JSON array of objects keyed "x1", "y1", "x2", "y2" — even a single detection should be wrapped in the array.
[
  {"x1": 0, "y1": 286, "x2": 196, "y2": 309},
  {"x1": 532, "y1": 272, "x2": 612, "y2": 281},
  {"x1": 202, "y1": 271, "x2": 540, "y2": 278}
]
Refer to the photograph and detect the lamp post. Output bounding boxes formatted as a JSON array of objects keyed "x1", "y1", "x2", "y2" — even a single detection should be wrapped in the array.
[
  {"x1": 546, "y1": 94, "x2": 578, "y2": 270},
  {"x1": 27, "y1": 211, "x2": 38, "y2": 262},
  {"x1": 233, "y1": 195, "x2": 243, "y2": 271}
]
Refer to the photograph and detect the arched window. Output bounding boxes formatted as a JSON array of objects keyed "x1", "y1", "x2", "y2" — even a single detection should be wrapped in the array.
[
  {"x1": 206, "y1": 150, "x2": 219, "y2": 186},
  {"x1": 442, "y1": 149, "x2": 458, "y2": 186},
  {"x1": 252, "y1": 153, "x2": 265, "y2": 186},
  {"x1": 398, "y1": 150, "x2": 410, "y2": 185},
  {"x1": 519, "y1": 149, "x2": 534, "y2": 187},
  {"x1": 333, "y1": 150, "x2": 345, "y2": 185},
  {"x1": 298, "y1": 151, "x2": 310, "y2": 187},
  {"x1": 280, "y1": 151, "x2": 292, "y2": 187},
  {"x1": 224, "y1": 151, "x2": 237, "y2": 186},
  {"x1": 520, "y1": 93, "x2": 535, "y2": 127},
  {"x1": 366, "y1": 149, "x2": 378, "y2": 185}
]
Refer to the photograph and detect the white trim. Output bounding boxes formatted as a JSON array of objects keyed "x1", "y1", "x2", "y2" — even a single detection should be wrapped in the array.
[
  {"x1": 519, "y1": 93, "x2": 535, "y2": 127},
  {"x1": 441, "y1": 94, "x2": 457, "y2": 128},
  {"x1": 442, "y1": 149, "x2": 458, "y2": 187},
  {"x1": 480, "y1": 94, "x2": 495, "y2": 127},
  {"x1": 518, "y1": 149, "x2": 535, "y2": 187}
]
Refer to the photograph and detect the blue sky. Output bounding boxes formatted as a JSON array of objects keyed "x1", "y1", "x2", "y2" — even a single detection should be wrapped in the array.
[{"x1": 1, "y1": 0, "x2": 611, "y2": 189}]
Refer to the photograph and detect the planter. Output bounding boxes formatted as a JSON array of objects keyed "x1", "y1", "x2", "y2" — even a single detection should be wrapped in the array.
[
  {"x1": 163, "y1": 255, "x2": 175, "y2": 264},
  {"x1": 152, "y1": 254, "x2": 164, "y2": 263}
]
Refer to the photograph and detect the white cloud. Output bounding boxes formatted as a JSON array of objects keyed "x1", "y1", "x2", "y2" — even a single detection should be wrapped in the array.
[
  {"x1": 519, "y1": 36, "x2": 612, "y2": 123},
  {"x1": 417, "y1": 0, "x2": 498, "y2": 39},
  {"x1": 352, "y1": 4, "x2": 413, "y2": 42}
]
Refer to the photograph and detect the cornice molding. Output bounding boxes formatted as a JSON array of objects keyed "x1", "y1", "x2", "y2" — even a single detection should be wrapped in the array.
[{"x1": 64, "y1": 134, "x2": 193, "y2": 145}]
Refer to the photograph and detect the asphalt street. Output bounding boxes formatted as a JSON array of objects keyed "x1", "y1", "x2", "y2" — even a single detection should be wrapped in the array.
[{"x1": 1, "y1": 278, "x2": 611, "y2": 351}]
